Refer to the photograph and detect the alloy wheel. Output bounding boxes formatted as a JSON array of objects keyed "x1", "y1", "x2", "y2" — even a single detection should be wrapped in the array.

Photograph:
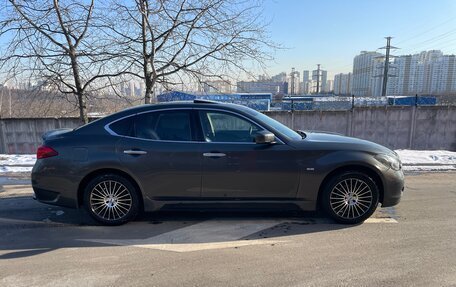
[
  {"x1": 89, "y1": 180, "x2": 133, "y2": 221},
  {"x1": 329, "y1": 178, "x2": 373, "y2": 220}
]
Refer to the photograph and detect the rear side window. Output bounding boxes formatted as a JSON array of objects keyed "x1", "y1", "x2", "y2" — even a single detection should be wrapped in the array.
[
  {"x1": 109, "y1": 117, "x2": 133, "y2": 136},
  {"x1": 133, "y1": 110, "x2": 193, "y2": 141}
]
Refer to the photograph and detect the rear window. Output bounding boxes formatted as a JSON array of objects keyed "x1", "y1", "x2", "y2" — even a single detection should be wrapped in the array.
[{"x1": 109, "y1": 117, "x2": 133, "y2": 136}]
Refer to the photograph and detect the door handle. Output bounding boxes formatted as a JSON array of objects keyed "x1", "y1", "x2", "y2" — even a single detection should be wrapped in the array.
[
  {"x1": 123, "y1": 150, "x2": 147, "y2": 155},
  {"x1": 203, "y1": 152, "x2": 226, "y2": 158}
]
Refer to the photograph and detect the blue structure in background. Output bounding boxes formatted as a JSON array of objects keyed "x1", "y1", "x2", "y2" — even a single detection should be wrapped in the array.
[
  {"x1": 387, "y1": 96, "x2": 437, "y2": 106},
  {"x1": 157, "y1": 91, "x2": 272, "y2": 111},
  {"x1": 280, "y1": 97, "x2": 313, "y2": 110},
  {"x1": 157, "y1": 91, "x2": 438, "y2": 111}
]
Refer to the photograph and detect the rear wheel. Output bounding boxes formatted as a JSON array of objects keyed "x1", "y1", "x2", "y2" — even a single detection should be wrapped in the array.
[
  {"x1": 83, "y1": 174, "x2": 139, "y2": 225},
  {"x1": 322, "y1": 171, "x2": 379, "y2": 224}
]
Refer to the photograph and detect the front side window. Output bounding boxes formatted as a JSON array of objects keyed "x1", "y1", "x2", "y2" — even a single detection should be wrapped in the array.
[
  {"x1": 133, "y1": 110, "x2": 192, "y2": 141},
  {"x1": 199, "y1": 111, "x2": 261, "y2": 143}
]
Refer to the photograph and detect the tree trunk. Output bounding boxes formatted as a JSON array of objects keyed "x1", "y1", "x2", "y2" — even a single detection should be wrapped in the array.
[
  {"x1": 69, "y1": 50, "x2": 88, "y2": 124},
  {"x1": 144, "y1": 85, "x2": 153, "y2": 104},
  {"x1": 77, "y1": 91, "x2": 88, "y2": 124}
]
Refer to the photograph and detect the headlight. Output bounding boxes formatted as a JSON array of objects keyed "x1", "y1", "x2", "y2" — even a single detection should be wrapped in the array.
[{"x1": 375, "y1": 154, "x2": 402, "y2": 171}]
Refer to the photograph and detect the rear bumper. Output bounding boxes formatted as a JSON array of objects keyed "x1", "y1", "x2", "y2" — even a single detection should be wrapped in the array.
[
  {"x1": 32, "y1": 160, "x2": 79, "y2": 209},
  {"x1": 381, "y1": 169, "x2": 404, "y2": 207},
  {"x1": 32, "y1": 186, "x2": 77, "y2": 208}
]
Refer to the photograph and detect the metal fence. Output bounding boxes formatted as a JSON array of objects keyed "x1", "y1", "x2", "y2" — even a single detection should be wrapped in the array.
[{"x1": 277, "y1": 95, "x2": 442, "y2": 111}]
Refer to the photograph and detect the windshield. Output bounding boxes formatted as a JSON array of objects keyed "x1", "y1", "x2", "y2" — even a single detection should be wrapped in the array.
[{"x1": 252, "y1": 111, "x2": 302, "y2": 141}]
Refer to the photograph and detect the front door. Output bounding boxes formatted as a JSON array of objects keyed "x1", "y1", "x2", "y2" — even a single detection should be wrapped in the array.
[{"x1": 198, "y1": 110, "x2": 300, "y2": 199}]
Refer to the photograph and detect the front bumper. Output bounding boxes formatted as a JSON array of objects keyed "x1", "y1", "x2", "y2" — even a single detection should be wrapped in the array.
[{"x1": 381, "y1": 168, "x2": 404, "y2": 207}]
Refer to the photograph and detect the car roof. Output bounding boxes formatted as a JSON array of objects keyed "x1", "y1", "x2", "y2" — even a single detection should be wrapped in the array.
[
  {"x1": 75, "y1": 100, "x2": 258, "y2": 134},
  {"x1": 113, "y1": 100, "x2": 255, "y2": 115}
]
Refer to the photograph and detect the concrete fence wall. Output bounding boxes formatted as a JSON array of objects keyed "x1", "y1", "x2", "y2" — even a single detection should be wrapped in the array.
[
  {"x1": 0, "y1": 118, "x2": 82, "y2": 154},
  {"x1": 0, "y1": 106, "x2": 455, "y2": 154},
  {"x1": 265, "y1": 106, "x2": 456, "y2": 151}
]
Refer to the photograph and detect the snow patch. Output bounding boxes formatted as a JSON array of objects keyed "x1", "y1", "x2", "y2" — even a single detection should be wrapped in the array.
[
  {"x1": 402, "y1": 165, "x2": 456, "y2": 171},
  {"x1": 0, "y1": 166, "x2": 33, "y2": 173},
  {"x1": 0, "y1": 154, "x2": 36, "y2": 166},
  {"x1": 395, "y1": 150, "x2": 456, "y2": 165}
]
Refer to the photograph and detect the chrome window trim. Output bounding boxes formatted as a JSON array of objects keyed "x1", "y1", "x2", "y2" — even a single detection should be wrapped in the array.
[
  {"x1": 104, "y1": 107, "x2": 284, "y2": 145},
  {"x1": 104, "y1": 108, "x2": 195, "y2": 144},
  {"x1": 197, "y1": 108, "x2": 284, "y2": 145}
]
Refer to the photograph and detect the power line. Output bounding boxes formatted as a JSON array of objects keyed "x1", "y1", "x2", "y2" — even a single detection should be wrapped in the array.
[
  {"x1": 395, "y1": 15, "x2": 456, "y2": 45},
  {"x1": 402, "y1": 28, "x2": 456, "y2": 54}
]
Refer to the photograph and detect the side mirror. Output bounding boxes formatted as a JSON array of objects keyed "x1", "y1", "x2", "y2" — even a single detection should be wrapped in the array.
[{"x1": 255, "y1": 131, "x2": 275, "y2": 144}]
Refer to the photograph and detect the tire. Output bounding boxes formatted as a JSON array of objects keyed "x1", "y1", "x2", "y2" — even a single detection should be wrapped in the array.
[
  {"x1": 321, "y1": 171, "x2": 379, "y2": 224},
  {"x1": 83, "y1": 174, "x2": 140, "y2": 225}
]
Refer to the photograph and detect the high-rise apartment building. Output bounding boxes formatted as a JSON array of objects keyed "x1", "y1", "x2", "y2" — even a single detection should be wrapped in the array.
[
  {"x1": 288, "y1": 68, "x2": 300, "y2": 95},
  {"x1": 311, "y1": 67, "x2": 327, "y2": 93},
  {"x1": 367, "y1": 50, "x2": 456, "y2": 97},
  {"x1": 333, "y1": 73, "x2": 352, "y2": 95},
  {"x1": 302, "y1": 70, "x2": 310, "y2": 82},
  {"x1": 300, "y1": 70, "x2": 311, "y2": 94},
  {"x1": 430, "y1": 55, "x2": 456, "y2": 95},
  {"x1": 324, "y1": 80, "x2": 333, "y2": 93},
  {"x1": 352, "y1": 51, "x2": 383, "y2": 96}
]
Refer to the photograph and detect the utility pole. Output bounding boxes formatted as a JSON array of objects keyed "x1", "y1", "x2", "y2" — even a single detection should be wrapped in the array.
[
  {"x1": 378, "y1": 37, "x2": 398, "y2": 97},
  {"x1": 315, "y1": 64, "x2": 321, "y2": 94},
  {"x1": 290, "y1": 67, "x2": 300, "y2": 95}
]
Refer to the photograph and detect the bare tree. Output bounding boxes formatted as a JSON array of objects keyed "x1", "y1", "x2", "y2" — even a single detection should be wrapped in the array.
[
  {"x1": 108, "y1": 0, "x2": 274, "y2": 104},
  {"x1": 0, "y1": 0, "x2": 129, "y2": 123}
]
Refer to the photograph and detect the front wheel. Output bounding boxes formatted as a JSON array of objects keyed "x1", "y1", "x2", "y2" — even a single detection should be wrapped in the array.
[
  {"x1": 83, "y1": 174, "x2": 140, "y2": 225},
  {"x1": 321, "y1": 171, "x2": 379, "y2": 224}
]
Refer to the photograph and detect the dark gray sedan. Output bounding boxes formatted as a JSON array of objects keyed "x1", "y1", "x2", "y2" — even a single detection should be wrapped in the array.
[{"x1": 32, "y1": 100, "x2": 404, "y2": 225}]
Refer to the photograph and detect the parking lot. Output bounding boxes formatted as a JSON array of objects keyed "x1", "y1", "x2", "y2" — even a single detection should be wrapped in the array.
[{"x1": 1, "y1": 172, "x2": 456, "y2": 287}]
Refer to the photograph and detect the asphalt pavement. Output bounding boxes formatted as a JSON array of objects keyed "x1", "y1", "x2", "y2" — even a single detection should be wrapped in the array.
[{"x1": 0, "y1": 172, "x2": 455, "y2": 287}]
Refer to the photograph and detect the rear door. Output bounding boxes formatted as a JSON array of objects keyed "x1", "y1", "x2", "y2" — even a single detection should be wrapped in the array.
[
  {"x1": 113, "y1": 109, "x2": 202, "y2": 199},
  {"x1": 198, "y1": 110, "x2": 300, "y2": 199}
]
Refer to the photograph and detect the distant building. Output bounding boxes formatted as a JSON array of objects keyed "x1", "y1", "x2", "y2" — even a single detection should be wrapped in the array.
[
  {"x1": 325, "y1": 80, "x2": 334, "y2": 93},
  {"x1": 302, "y1": 70, "x2": 310, "y2": 82},
  {"x1": 301, "y1": 70, "x2": 311, "y2": 94},
  {"x1": 288, "y1": 68, "x2": 300, "y2": 95},
  {"x1": 271, "y1": 72, "x2": 287, "y2": 82},
  {"x1": 157, "y1": 91, "x2": 272, "y2": 111},
  {"x1": 429, "y1": 54, "x2": 456, "y2": 95},
  {"x1": 200, "y1": 80, "x2": 232, "y2": 94},
  {"x1": 352, "y1": 51, "x2": 383, "y2": 96},
  {"x1": 237, "y1": 73, "x2": 288, "y2": 94},
  {"x1": 334, "y1": 73, "x2": 352, "y2": 95},
  {"x1": 361, "y1": 50, "x2": 456, "y2": 97},
  {"x1": 310, "y1": 68, "x2": 327, "y2": 93}
]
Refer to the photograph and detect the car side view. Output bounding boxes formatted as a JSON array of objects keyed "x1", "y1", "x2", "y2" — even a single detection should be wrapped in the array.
[{"x1": 32, "y1": 100, "x2": 404, "y2": 225}]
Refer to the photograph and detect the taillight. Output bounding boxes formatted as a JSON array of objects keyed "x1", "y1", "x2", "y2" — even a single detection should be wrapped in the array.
[{"x1": 37, "y1": 145, "x2": 58, "y2": 159}]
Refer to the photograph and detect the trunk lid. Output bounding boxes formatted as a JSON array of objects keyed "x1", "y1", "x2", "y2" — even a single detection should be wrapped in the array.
[{"x1": 42, "y1": 128, "x2": 74, "y2": 141}]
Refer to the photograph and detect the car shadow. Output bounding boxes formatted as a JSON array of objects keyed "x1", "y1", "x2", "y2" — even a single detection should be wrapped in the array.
[{"x1": 0, "y1": 194, "x2": 359, "y2": 259}]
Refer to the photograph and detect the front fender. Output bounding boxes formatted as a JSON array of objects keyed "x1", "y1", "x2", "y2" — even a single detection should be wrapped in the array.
[{"x1": 296, "y1": 150, "x2": 387, "y2": 201}]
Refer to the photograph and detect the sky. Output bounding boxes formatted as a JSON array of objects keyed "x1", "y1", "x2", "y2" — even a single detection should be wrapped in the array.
[{"x1": 262, "y1": 0, "x2": 456, "y2": 79}]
